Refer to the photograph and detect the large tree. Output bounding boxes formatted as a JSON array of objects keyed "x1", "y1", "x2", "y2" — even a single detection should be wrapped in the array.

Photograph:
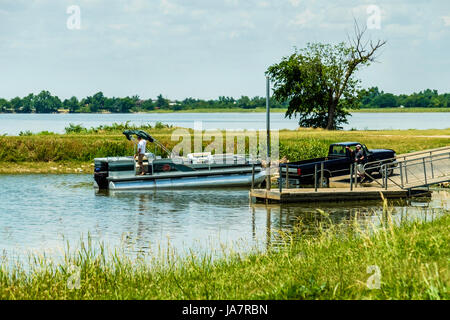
[
  {"x1": 90, "y1": 92, "x2": 106, "y2": 112},
  {"x1": 156, "y1": 94, "x2": 169, "y2": 109},
  {"x1": 114, "y1": 97, "x2": 135, "y2": 113},
  {"x1": 21, "y1": 94, "x2": 34, "y2": 113},
  {"x1": 267, "y1": 23, "x2": 386, "y2": 130},
  {"x1": 140, "y1": 99, "x2": 155, "y2": 111},
  {"x1": 10, "y1": 97, "x2": 22, "y2": 113},
  {"x1": 0, "y1": 98, "x2": 11, "y2": 113},
  {"x1": 34, "y1": 90, "x2": 62, "y2": 113},
  {"x1": 63, "y1": 96, "x2": 80, "y2": 113}
]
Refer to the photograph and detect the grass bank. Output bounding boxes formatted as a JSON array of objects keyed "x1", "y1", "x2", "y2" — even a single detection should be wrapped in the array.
[
  {"x1": 0, "y1": 127, "x2": 448, "y2": 174},
  {"x1": 108, "y1": 107, "x2": 450, "y2": 113},
  {"x1": 136, "y1": 107, "x2": 287, "y2": 113},
  {"x1": 349, "y1": 107, "x2": 450, "y2": 113},
  {"x1": 0, "y1": 161, "x2": 93, "y2": 174},
  {"x1": 1, "y1": 209, "x2": 448, "y2": 299}
]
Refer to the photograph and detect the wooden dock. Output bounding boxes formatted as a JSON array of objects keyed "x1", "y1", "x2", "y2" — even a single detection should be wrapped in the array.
[
  {"x1": 251, "y1": 146, "x2": 448, "y2": 203},
  {"x1": 250, "y1": 187, "x2": 432, "y2": 203}
]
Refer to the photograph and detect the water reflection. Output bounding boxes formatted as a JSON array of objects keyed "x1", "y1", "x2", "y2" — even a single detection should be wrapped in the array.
[
  {"x1": 249, "y1": 191, "x2": 447, "y2": 249},
  {"x1": 95, "y1": 187, "x2": 262, "y2": 256},
  {"x1": 0, "y1": 173, "x2": 447, "y2": 262},
  {"x1": 100, "y1": 187, "x2": 447, "y2": 256}
]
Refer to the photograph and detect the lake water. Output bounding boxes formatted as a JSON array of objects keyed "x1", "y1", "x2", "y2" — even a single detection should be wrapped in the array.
[
  {"x1": 0, "y1": 174, "x2": 448, "y2": 262},
  {"x1": 0, "y1": 112, "x2": 449, "y2": 135}
]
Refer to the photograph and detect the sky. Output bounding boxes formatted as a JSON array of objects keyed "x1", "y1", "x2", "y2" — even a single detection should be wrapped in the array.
[{"x1": 1, "y1": 0, "x2": 450, "y2": 100}]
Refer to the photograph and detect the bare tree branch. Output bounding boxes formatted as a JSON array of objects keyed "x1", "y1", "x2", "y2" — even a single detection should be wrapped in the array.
[{"x1": 326, "y1": 20, "x2": 386, "y2": 129}]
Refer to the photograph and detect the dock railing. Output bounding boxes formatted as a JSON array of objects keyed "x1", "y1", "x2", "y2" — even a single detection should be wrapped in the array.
[
  {"x1": 274, "y1": 146, "x2": 450, "y2": 193},
  {"x1": 278, "y1": 160, "x2": 352, "y2": 192},
  {"x1": 380, "y1": 151, "x2": 450, "y2": 190},
  {"x1": 362, "y1": 147, "x2": 450, "y2": 190}
]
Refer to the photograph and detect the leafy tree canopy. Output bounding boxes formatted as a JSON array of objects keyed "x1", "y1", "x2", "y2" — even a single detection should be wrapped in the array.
[
  {"x1": 267, "y1": 23, "x2": 386, "y2": 130},
  {"x1": 34, "y1": 90, "x2": 62, "y2": 113}
]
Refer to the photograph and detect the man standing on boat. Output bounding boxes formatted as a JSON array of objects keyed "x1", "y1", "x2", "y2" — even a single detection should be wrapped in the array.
[{"x1": 135, "y1": 136, "x2": 147, "y2": 175}]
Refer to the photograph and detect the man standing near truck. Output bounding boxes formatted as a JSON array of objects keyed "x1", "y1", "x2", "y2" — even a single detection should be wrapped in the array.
[
  {"x1": 346, "y1": 144, "x2": 367, "y2": 182},
  {"x1": 354, "y1": 144, "x2": 367, "y2": 182}
]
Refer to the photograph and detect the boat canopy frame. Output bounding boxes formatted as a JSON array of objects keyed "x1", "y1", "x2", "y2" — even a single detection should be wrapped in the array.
[{"x1": 123, "y1": 130, "x2": 173, "y2": 157}]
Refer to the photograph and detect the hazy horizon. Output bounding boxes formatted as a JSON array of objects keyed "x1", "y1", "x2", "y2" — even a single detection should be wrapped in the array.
[{"x1": 1, "y1": 0, "x2": 450, "y2": 100}]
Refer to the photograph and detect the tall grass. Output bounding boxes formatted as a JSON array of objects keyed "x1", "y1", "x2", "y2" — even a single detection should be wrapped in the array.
[
  {"x1": 64, "y1": 121, "x2": 172, "y2": 134},
  {"x1": 0, "y1": 135, "x2": 132, "y2": 162},
  {"x1": 0, "y1": 208, "x2": 448, "y2": 300},
  {"x1": 0, "y1": 126, "x2": 448, "y2": 167}
]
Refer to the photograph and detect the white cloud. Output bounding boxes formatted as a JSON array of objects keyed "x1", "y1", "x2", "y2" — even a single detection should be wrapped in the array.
[
  {"x1": 225, "y1": 0, "x2": 239, "y2": 6},
  {"x1": 229, "y1": 30, "x2": 240, "y2": 39},
  {"x1": 124, "y1": 0, "x2": 149, "y2": 12},
  {"x1": 170, "y1": 25, "x2": 190, "y2": 36},
  {"x1": 108, "y1": 24, "x2": 128, "y2": 30},
  {"x1": 384, "y1": 23, "x2": 424, "y2": 37},
  {"x1": 191, "y1": 9, "x2": 207, "y2": 17},
  {"x1": 443, "y1": 16, "x2": 450, "y2": 26},
  {"x1": 160, "y1": 0, "x2": 184, "y2": 15},
  {"x1": 289, "y1": 0, "x2": 301, "y2": 7},
  {"x1": 113, "y1": 37, "x2": 143, "y2": 48},
  {"x1": 290, "y1": 9, "x2": 316, "y2": 26},
  {"x1": 257, "y1": 1, "x2": 270, "y2": 8}
]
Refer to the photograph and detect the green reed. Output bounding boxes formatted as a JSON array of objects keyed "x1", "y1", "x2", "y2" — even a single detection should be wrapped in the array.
[{"x1": 0, "y1": 206, "x2": 448, "y2": 300}]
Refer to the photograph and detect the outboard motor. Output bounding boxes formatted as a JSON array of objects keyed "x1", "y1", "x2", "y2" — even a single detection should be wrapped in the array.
[
  {"x1": 94, "y1": 157, "x2": 137, "y2": 189},
  {"x1": 94, "y1": 158, "x2": 109, "y2": 189}
]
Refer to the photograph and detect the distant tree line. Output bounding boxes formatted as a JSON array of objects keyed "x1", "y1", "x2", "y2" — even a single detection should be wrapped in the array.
[
  {"x1": 0, "y1": 91, "x2": 287, "y2": 113},
  {"x1": 0, "y1": 88, "x2": 449, "y2": 113},
  {"x1": 359, "y1": 87, "x2": 450, "y2": 109}
]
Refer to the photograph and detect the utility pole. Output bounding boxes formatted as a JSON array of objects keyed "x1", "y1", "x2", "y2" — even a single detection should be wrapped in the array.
[{"x1": 265, "y1": 76, "x2": 271, "y2": 190}]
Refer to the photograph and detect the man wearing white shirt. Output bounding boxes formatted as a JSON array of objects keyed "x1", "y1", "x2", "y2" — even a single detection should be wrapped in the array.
[{"x1": 136, "y1": 136, "x2": 147, "y2": 175}]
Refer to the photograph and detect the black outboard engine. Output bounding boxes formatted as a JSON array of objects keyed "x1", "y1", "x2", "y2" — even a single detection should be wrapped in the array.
[{"x1": 94, "y1": 159, "x2": 109, "y2": 189}]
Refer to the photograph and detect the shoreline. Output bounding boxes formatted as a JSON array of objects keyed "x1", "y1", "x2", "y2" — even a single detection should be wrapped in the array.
[
  {"x1": 0, "y1": 128, "x2": 448, "y2": 174},
  {"x1": 0, "y1": 107, "x2": 449, "y2": 114},
  {"x1": 0, "y1": 161, "x2": 92, "y2": 174}
]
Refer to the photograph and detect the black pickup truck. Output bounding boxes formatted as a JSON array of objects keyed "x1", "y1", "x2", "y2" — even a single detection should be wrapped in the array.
[{"x1": 279, "y1": 142, "x2": 396, "y2": 187}]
